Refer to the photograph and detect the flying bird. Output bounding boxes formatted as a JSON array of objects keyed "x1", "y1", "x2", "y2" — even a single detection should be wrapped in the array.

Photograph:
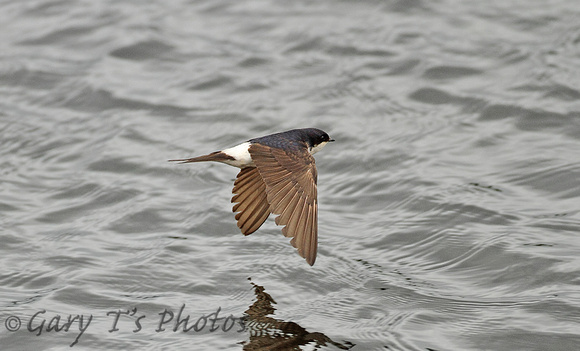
[{"x1": 170, "y1": 128, "x2": 334, "y2": 265}]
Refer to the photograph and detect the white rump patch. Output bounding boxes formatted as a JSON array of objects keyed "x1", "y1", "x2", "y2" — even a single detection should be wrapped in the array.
[{"x1": 221, "y1": 142, "x2": 254, "y2": 168}]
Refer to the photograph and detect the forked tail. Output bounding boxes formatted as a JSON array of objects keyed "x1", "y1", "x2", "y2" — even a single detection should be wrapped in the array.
[{"x1": 168, "y1": 151, "x2": 234, "y2": 164}]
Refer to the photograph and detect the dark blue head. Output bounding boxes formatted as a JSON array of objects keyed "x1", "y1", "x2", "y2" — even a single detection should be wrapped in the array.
[{"x1": 297, "y1": 128, "x2": 333, "y2": 148}]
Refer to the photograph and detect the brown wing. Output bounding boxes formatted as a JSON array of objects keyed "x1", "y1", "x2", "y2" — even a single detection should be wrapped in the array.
[
  {"x1": 249, "y1": 143, "x2": 318, "y2": 266},
  {"x1": 231, "y1": 167, "x2": 271, "y2": 235}
]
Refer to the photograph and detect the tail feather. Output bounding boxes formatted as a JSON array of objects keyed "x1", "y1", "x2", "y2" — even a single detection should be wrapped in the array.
[{"x1": 168, "y1": 151, "x2": 234, "y2": 164}]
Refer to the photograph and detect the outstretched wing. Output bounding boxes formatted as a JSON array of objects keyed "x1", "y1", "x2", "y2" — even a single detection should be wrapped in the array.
[
  {"x1": 231, "y1": 167, "x2": 271, "y2": 235},
  {"x1": 249, "y1": 143, "x2": 318, "y2": 265}
]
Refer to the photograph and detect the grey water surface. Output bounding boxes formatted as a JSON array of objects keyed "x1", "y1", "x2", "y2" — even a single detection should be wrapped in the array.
[{"x1": 1, "y1": 1, "x2": 580, "y2": 350}]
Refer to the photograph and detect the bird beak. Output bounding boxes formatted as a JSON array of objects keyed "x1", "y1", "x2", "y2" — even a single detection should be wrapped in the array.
[{"x1": 329, "y1": 139, "x2": 335, "y2": 142}]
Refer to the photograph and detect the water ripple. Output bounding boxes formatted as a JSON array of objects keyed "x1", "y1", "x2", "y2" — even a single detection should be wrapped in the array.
[{"x1": 2, "y1": 1, "x2": 580, "y2": 350}]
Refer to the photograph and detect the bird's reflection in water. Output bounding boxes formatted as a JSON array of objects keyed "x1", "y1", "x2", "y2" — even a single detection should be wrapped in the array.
[{"x1": 241, "y1": 279, "x2": 354, "y2": 350}]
